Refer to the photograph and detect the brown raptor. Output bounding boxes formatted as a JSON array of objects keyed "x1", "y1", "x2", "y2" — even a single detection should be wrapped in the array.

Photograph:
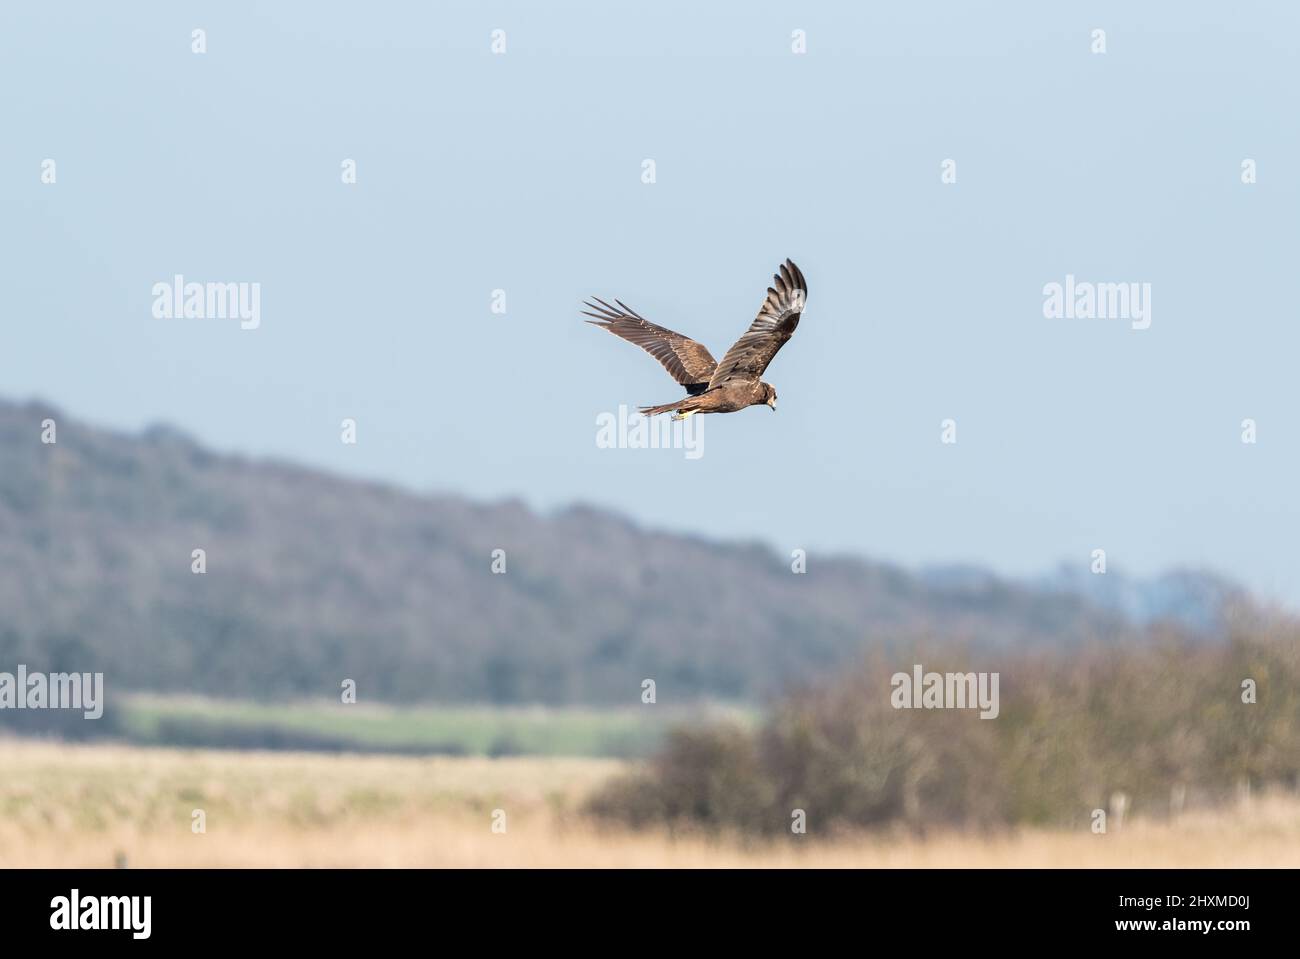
[{"x1": 584, "y1": 259, "x2": 807, "y2": 419}]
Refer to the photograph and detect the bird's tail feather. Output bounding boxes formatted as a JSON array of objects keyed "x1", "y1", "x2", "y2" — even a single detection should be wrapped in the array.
[{"x1": 639, "y1": 398, "x2": 694, "y2": 417}]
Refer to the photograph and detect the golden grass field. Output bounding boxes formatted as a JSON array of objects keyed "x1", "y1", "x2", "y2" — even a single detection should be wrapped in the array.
[{"x1": 3, "y1": 738, "x2": 1299, "y2": 868}]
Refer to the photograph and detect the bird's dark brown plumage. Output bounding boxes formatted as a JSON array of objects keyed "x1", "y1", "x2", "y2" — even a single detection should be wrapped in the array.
[
  {"x1": 585, "y1": 259, "x2": 808, "y2": 418},
  {"x1": 582, "y1": 298, "x2": 718, "y2": 395},
  {"x1": 707, "y1": 259, "x2": 806, "y2": 388}
]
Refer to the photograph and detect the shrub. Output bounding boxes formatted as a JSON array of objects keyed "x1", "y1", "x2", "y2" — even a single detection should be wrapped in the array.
[{"x1": 589, "y1": 624, "x2": 1300, "y2": 835}]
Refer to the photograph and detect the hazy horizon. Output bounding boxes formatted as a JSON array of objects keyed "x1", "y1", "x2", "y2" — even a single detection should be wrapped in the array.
[{"x1": 0, "y1": 389, "x2": 1264, "y2": 609}]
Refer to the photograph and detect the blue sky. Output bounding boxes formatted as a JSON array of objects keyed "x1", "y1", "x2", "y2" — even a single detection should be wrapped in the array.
[{"x1": 3, "y1": 2, "x2": 1299, "y2": 604}]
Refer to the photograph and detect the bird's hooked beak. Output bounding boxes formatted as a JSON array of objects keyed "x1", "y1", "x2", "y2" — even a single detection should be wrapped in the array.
[{"x1": 767, "y1": 397, "x2": 777, "y2": 412}]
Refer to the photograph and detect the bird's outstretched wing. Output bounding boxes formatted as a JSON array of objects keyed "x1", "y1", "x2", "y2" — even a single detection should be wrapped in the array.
[
  {"x1": 707, "y1": 259, "x2": 807, "y2": 388},
  {"x1": 583, "y1": 298, "x2": 717, "y2": 394}
]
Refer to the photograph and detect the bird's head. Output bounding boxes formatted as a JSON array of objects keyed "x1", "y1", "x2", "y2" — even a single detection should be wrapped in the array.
[{"x1": 761, "y1": 382, "x2": 777, "y2": 411}]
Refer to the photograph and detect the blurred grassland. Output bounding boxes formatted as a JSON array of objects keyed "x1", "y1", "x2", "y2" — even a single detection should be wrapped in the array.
[
  {"x1": 2, "y1": 739, "x2": 1298, "y2": 868},
  {"x1": 111, "y1": 694, "x2": 755, "y2": 758}
]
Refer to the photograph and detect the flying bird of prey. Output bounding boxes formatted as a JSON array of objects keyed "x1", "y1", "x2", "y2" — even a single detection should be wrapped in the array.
[{"x1": 584, "y1": 259, "x2": 807, "y2": 419}]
